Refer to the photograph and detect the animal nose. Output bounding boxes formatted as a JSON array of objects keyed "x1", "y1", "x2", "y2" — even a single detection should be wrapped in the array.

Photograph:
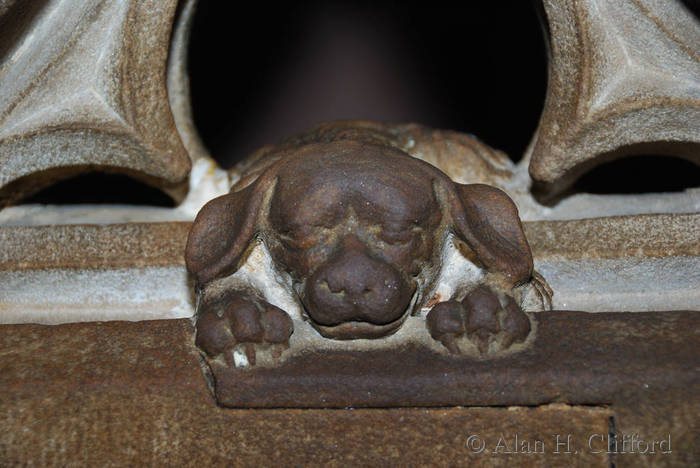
[{"x1": 302, "y1": 244, "x2": 414, "y2": 327}]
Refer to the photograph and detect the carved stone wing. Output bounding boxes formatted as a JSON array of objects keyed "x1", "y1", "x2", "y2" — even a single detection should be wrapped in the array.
[
  {"x1": 0, "y1": 0, "x2": 193, "y2": 205},
  {"x1": 528, "y1": 0, "x2": 700, "y2": 197}
]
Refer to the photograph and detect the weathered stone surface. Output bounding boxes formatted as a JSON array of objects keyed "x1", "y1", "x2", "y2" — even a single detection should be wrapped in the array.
[
  {"x1": 524, "y1": 213, "x2": 700, "y2": 311},
  {"x1": 613, "y1": 387, "x2": 700, "y2": 468},
  {"x1": 0, "y1": 222, "x2": 190, "y2": 270},
  {"x1": 3, "y1": 317, "x2": 696, "y2": 466},
  {"x1": 528, "y1": 0, "x2": 700, "y2": 196},
  {"x1": 0, "y1": 0, "x2": 192, "y2": 205}
]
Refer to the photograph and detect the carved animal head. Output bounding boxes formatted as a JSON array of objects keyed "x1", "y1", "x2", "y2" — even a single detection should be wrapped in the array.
[{"x1": 186, "y1": 140, "x2": 533, "y2": 340}]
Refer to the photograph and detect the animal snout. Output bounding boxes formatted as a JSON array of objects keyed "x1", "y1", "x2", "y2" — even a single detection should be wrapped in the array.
[{"x1": 302, "y1": 245, "x2": 414, "y2": 327}]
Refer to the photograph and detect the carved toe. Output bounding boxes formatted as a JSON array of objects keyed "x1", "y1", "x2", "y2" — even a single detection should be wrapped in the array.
[
  {"x1": 426, "y1": 300, "x2": 466, "y2": 354},
  {"x1": 501, "y1": 295, "x2": 531, "y2": 348},
  {"x1": 263, "y1": 307, "x2": 294, "y2": 344},
  {"x1": 463, "y1": 285, "x2": 501, "y2": 351},
  {"x1": 195, "y1": 311, "x2": 233, "y2": 357}
]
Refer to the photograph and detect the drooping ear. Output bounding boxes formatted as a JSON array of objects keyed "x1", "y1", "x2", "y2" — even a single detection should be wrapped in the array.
[
  {"x1": 185, "y1": 178, "x2": 274, "y2": 286},
  {"x1": 446, "y1": 183, "x2": 533, "y2": 287}
]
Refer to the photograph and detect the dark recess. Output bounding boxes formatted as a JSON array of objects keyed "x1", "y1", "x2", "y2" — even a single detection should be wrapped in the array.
[
  {"x1": 23, "y1": 173, "x2": 175, "y2": 207},
  {"x1": 681, "y1": 0, "x2": 700, "y2": 18},
  {"x1": 188, "y1": 0, "x2": 548, "y2": 168},
  {"x1": 573, "y1": 156, "x2": 700, "y2": 194}
]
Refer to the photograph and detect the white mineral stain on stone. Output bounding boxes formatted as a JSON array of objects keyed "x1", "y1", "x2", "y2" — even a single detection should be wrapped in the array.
[
  {"x1": 232, "y1": 349, "x2": 249, "y2": 368},
  {"x1": 218, "y1": 241, "x2": 303, "y2": 321},
  {"x1": 421, "y1": 236, "x2": 485, "y2": 316},
  {"x1": 175, "y1": 157, "x2": 231, "y2": 218}
]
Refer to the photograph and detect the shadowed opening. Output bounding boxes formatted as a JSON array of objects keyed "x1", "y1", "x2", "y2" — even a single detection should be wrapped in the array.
[
  {"x1": 188, "y1": 0, "x2": 547, "y2": 167},
  {"x1": 22, "y1": 173, "x2": 176, "y2": 206},
  {"x1": 572, "y1": 156, "x2": 700, "y2": 194},
  {"x1": 681, "y1": 1, "x2": 699, "y2": 18}
]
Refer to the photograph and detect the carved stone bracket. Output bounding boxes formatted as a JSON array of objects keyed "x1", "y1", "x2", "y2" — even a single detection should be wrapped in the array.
[{"x1": 0, "y1": 3, "x2": 697, "y2": 458}]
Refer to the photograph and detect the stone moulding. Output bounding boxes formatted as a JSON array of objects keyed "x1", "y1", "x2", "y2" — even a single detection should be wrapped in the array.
[
  {"x1": 0, "y1": 223, "x2": 193, "y2": 324},
  {"x1": 1, "y1": 214, "x2": 697, "y2": 324}
]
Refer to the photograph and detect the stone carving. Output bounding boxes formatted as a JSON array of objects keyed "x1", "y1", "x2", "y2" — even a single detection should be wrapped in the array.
[
  {"x1": 0, "y1": 1, "x2": 697, "y2": 452},
  {"x1": 186, "y1": 122, "x2": 552, "y2": 367},
  {"x1": 0, "y1": 0, "x2": 195, "y2": 206},
  {"x1": 528, "y1": 0, "x2": 700, "y2": 197}
]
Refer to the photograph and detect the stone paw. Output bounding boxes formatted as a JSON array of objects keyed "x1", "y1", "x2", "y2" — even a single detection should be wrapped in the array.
[
  {"x1": 427, "y1": 285, "x2": 531, "y2": 355},
  {"x1": 195, "y1": 293, "x2": 293, "y2": 368}
]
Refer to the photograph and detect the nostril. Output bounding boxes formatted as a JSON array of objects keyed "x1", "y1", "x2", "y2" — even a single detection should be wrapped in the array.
[{"x1": 321, "y1": 280, "x2": 346, "y2": 297}]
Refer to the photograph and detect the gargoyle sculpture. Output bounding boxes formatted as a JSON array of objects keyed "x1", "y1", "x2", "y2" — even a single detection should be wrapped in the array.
[{"x1": 185, "y1": 122, "x2": 551, "y2": 367}]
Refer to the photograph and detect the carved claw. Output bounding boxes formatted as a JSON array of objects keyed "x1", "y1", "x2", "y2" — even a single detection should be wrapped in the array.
[
  {"x1": 532, "y1": 270, "x2": 553, "y2": 311},
  {"x1": 195, "y1": 293, "x2": 293, "y2": 367},
  {"x1": 427, "y1": 285, "x2": 531, "y2": 355}
]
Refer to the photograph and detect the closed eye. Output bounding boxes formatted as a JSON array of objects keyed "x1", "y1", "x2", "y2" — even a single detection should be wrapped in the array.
[
  {"x1": 379, "y1": 225, "x2": 424, "y2": 245},
  {"x1": 376, "y1": 232, "x2": 413, "y2": 247},
  {"x1": 278, "y1": 226, "x2": 334, "y2": 249}
]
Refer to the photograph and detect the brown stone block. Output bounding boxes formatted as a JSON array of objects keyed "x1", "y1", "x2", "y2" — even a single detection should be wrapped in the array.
[
  {"x1": 1, "y1": 314, "x2": 697, "y2": 465},
  {"x1": 1, "y1": 399, "x2": 614, "y2": 467},
  {"x1": 0, "y1": 318, "x2": 612, "y2": 466}
]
